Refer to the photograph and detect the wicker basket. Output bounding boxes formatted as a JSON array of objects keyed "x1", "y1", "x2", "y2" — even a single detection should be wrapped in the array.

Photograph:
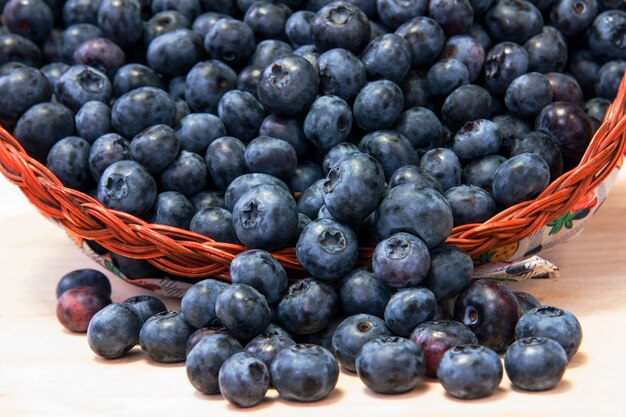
[{"x1": 1, "y1": 75, "x2": 626, "y2": 292}]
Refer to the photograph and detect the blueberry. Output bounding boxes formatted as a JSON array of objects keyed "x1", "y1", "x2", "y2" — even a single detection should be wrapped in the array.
[
  {"x1": 40, "y1": 62, "x2": 70, "y2": 88},
  {"x1": 174, "y1": 113, "x2": 225, "y2": 156},
  {"x1": 310, "y1": 2, "x2": 370, "y2": 53},
  {"x1": 175, "y1": 98, "x2": 191, "y2": 123},
  {"x1": 332, "y1": 314, "x2": 391, "y2": 371},
  {"x1": 46, "y1": 136, "x2": 93, "y2": 191},
  {"x1": 452, "y1": 119, "x2": 501, "y2": 162},
  {"x1": 584, "y1": 97, "x2": 611, "y2": 128},
  {"x1": 215, "y1": 284, "x2": 271, "y2": 340},
  {"x1": 96, "y1": 0, "x2": 142, "y2": 47},
  {"x1": 123, "y1": 295, "x2": 167, "y2": 324},
  {"x1": 168, "y1": 75, "x2": 186, "y2": 99},
  {"x1": 151, "y1": 0, "x2": 201, "y2": 21},
  {"x1": 376, "y1": 183, "x2": 453, "y2": 248},
  {"x1": 524, "y1": 26, "x2": 568, "y2": 73},
  {"x1": 202, "y1": 0, "x2": 238, "y2": 14},
  {"x1": 484, "y1": 42, "x2": 529, "y2": 95},
  {"x1": 245, "y1": 326, "x2": 296, "y2": 366},
  {"x1": 420, "y1": 148, "x2": 461, "y2": 192},
  {"x1": 439, "y1": 35, "x2": 485, "y2": 83},
  {"x1": 504, "y1": 72, "x2": 553, "y2": 119},
  {"x1": 445, "y1": 185, "x2": 496, "y2": 226},
  {"x1": 297, "y1": 179, "x2": 325, "y2": 219},
  {"x1": 74, "y1": 101, "x2": 110, "y2": 145},
  {"x1": 185, "y1": 60, "x2": 237, "y2": 114},
  {"x1": 271, "y1": 344, "x2": 339, "y2": 402},
  {"x1": 13, "y1": 102, "x2": 75, "y2": 163},
  {"x1": 438, "y1": 344, "x2": 503, "y2": 399},
  {"x1": 130, "y1": 124, "x2": 180, "y2": 174},
  {"x1": 56, "y1": 269, "x2": 111, "y2": 298},
  {"x1": 468, "y1": 22, "x2": 492, "y2": 50},
  {"x1": 112, "y1": 87, "x2": 176, "y2": 138},
  {"x1": 204, "y1": 18, "x2": 255, "y2": 66},
  {"x1": 409, "y1": 320, "x2": 478, "y2": 377},
  {"x1": 321, "y1": 142, "x2": 359, "y2": 174},
  {"x1": 191, "y1": 12, "x2": 227, "y2": 38},
  {"x1": 358, "y1": 131, "x2": 417, "y2": 180},
  {"x1": 493, "y1": 115, "x2": 531, "y2": 155},
  {"x1": 588, "y1": 10, "x2": 626, "y2": 60},
  {"x1": 56, "y1": 287, "x2": 111, "y2": 332},
  {"x1": 230, "y1": 250, "x2": 288, "y2": 305},
  {"x1": 384, "y1": 288, "x2": 436, "y2": 336},
  {"x1": 277, "y1": 278, "x2": 337, "y2": 335},
  {"x1": 285, "y1": 10, "x2": 314, "y2": 47},
  {"x1": 224, "y1": 172, "x2": 289, "y2": 210},
  {"x1": 204, "y1": 136, "x2": 246, "y2": 190},
  {"x1": 110, "y1": 253, "x2": 165, "y2": 279},
  {"x1": 388, "y1": 165, "x2": 442, "y2": 192},
  {"x1": 318, "y1": 48, "x2": 365, "y2": 101},
  {"x1": 493, "y1": 153, "x2": 550, "y2": 206},
  {"x1": 186, "y1": 333, "x2": 244, "y2": 394},
  {"x1": 376, "y1": 0, "x2": 428, "y2": 30},
  {"x1": 535, "y1": 102, "x2": 593, "y2": 167},
  {"x1": 360, "y1": 34, "x2": 411, "y2": 83},
  {"x1": 424, "y1": 244, "x2": 473, "y2": 302},
  {"x1": 510, "y1": 131, "x2": 563, "y2": 181},
  {"x1": 72, "y1": 37, "x2": 125, "y2": 78},
  {"x1": 87, "y1": 303, "x2": 143, "y2": 358},
  {"x1": 244, "y1": 136, "x2": 297, "y2": 179},
  {"x1": 249, "y1": 39, "x2": 293, "y2": 68},
  {"x1": 322, "y1": 152, "x2": 385, "y2": 223},
  {"x1": 63, "y1": 0, "x2": 102, "y2": 26},
  {"x1": 356, "y1": 336, "x2": 425, "y2": 394},
  {"x1": 426, "y1": 58, "x2": 469, "y2": 97},
  {"x1": 395, "y1": 17, "x2": 445, "y2": 67},
  {"x1": 143, "y1": 11, "x2": 190, "y2": 46},
  {"x1": 429, "y1": 0, "x2": 473, "y2": 35},
  {"x1": 150, "y1": 191, "x2": 194, "y2": 228},
  {"x1": 190, "y1": 191, "x2": 224, "y2": 211},
  {"x1": 504, "y1": 337, "x2": 568, "y2": 391},
  {"x1": 515, "y1": 305, "x2": 582, "y2": 359},
  {"x1": 568, "y1": 49, "x2": 600, "y2": 99},
  {"x1": 441, "y1": 84, "x2": 491, "y2": 130},
  {"x1": 244, "y1": 1, "x2": 291, "y2": 40},
  {"x1": 0, "y1": 33, "x2": 42, "y2": 67},
  {"x1": 288, "y1": 162, "x2": 323, "y2": 193},
  {"x1": 372, "y1": 232, "x2": 430, "y2": 289},
  {"x1": 354, "y1": 80, "x2": 404, "y2": 131},
  {"x1": 190, "y1": 207, "x2": 240, "y2": 243},
  {"x1": 3, "y1": 0, "x2": 54, "y2": 43},
  {"x1": 550, "y1": 0, "x2": 598, "y2": 36},
  {"x1": 232, "y1": 183, "x2": 298, "y2": 250},
  {"x1": 186, "y1": 324, "x2": 233, "y2": 356},
  {"x1": 54, "y1": 65, "x2": 112, "y2": 113},
  {"x1": 236, "y1": 65, "x2": 263, "y2": 97},
  {"x1": 546, "y1": 72, "x2": 584, "y2": 106},
  {"x1": 259, "y1": 114, "x2": 309, "y2": 159},
  {"x1": 485, "y1": 0, "x2": 544, "y2": 44},
  {"x1": 218, "y1": 352, "x2": 270, "y2": 407},
  {"x1": 461, "y1": 155, "x2": 505, "y2": 191},
  {"x1": 393, "y1": 107, "x2": 442, "y2": 153},
  {"x1": 97, "y1": 160, "x2": 157, "y2": 216},
  {"x1": 147, "y1": 29, "x2": 203, "y2": 78},
  {"x1": 304, "y1": 95, "x2": 353, "y2": 150},
  {"x1": 112, "y1": 63, "x2": 163, "y2": 97},
  {"x1": 181, "y1": 278, "x2": 228, "y2": 328},
  {"x1": 514, "y1": 291, "x2": 541, "y2": 316},
  {"x1": 293, "y1": 43, "x2": 319, "y2": 67},
  {"x1": 88, "y1": 133, "x2": 130, "y2": 181},
  {"x1": 257, "y1": 54, "x2": 319, "y2": 116},
  {"x1": 0, "y1": 66, "x2": 52, "y2": 123},
  {"x1": 596, "y1": 60, "x2": 626, "y2": 100},
  {"x1": 338, "y1": 267, "x2": 392, "y2": 317}
]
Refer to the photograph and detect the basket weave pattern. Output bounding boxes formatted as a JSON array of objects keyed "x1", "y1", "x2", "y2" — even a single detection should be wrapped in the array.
[{"x1": 2, "y1": 76, "x2": 626, "y2": 280}]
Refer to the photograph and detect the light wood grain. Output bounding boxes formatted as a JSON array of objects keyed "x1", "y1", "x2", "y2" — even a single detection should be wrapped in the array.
[{"x1": 1, "y1": 173, "x2": 625, "y2": 417}]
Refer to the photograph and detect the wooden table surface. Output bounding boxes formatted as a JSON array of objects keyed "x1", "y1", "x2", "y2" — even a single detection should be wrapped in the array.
[{"x1": 1, "y1": 172, "x2": 625, "y2": 417}]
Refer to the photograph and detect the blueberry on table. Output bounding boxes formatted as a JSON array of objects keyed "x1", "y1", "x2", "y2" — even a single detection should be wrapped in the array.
[
  {"x1": 296, "y1": 218, "x2": 359, "y2": 280},
  {"x1": 112, "y1": 87, "x2": 177, "y2": 139},
  {"x1": 2, "y1": 0, "x2": 54, "y2": 43},
  {"x1": 244, "y1": 327, "x2": 296, "y2": 366},
  {"x1": 218, "y1": 352, "x2": 270, "y2": 408},
  {"x1": 514, "y1": 291, "x2": 541, "y2": 316},
  {"x1": 87, "y1": 302, "x2": 144, "y2": 359},
  {"x1": 484, "y1": 0, "x2": 544, "y2": 44},
  {"x1": 181, "y1": 279, "x2": 228, "y2": 328},
  {"x1": 113, "y1": 63, "x2": 164, "y2": 97},
  {"x1": 57, "y1": 287, "x2": 112, "y2": 332},
  {"x1": 384, "y1": 288, "x2": 436, "y2": 336},
  {"x1": 523, "y1": 26, "x2": 568, "y2": 74},
  {"x1": 395, "y1": 17, "x2": 445, "y2": 67},
  {"x1": 139, "y1": 311, "x2": 196, "y2": 363},
  {"x1": 75, "y1": 101, "x2": 111, "y2": 144},
  {"x1": 0, "y1": 67, "x2": 52, "y2": 123},
  {"x1": 123, "y1": 295, "x2": 167, "y2": 324},
  {"x1": 424, "y1": 244, "x2": 473, "y2": 302},
  {"x1": 310, "y1": 2, "x2": 370, "y2": 53},
  {"x1": 186, "y1": 333, "x2": 243, "y2": 395},
  {"x1": 143, "y1": 11, "x2": 191, "y2": 47},
  {"x1": 492, "y1": 153, "x2": 550, "y2": 207},
  {"x1": 96, "y1": 0, "x2": 143, "y2": 48},
  {"x1": 445, "y1": 185, "x2": 497, "y2": 226},
  {"x1": 317, "y1": 48, "x2": 366, "y2": 102},
  {"x1": 270, "y1": 344, "x2": 339, "y2": 402},
  {"x1": 184, "y1": 60, "x2": 237, "y2": 114},
  {"x1": 97, "y1": 160, "x2": 157, "y2": 217},
  {"x1": 515, "y1": 306, "x2": 582, "y2": 359},
  {"x1": 215, "y1": 284, "x2": 271, "y2": 341},
  {"x1": 331, "y1": 314, "x2": 392, "y2": 372},
  {"x1": 46, "y1": 136, "x2": 93, "y2": 191},
  {"x1": 277, "y1": 278, "x2": 338, "y2": 335},
  {"x1": 56, "y1": 269, "x2": 111, "y2": 298},
  {"x1": 338, "y1": 267, "x2": 392, "y2": 318},
  {"x1": 453, "y1": 279, "x2": 520, "y2": 352},
  {"x1": 257, "y1": 54, "x2": 319, "y2": 116},
  {"x1": 88, "y1": 133, "x2": 130, "y2": 182},
  {"x1": 185, "y1": 324, "x2": 232, "y2": 356},
  {"x1": 437, "y1": 344, "x2": 503, "y2": 399},
  {"x1": 373, "y1": 232, "x2": 430, "y2": 289},
  {"x1": 504, "y1": 337, "x2": 568, "y2": 391},
  {"x1": 230, "y1": 250, "x2": 288, "y2": 305}
]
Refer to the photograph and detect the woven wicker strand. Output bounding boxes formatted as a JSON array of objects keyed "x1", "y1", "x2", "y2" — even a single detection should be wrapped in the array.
[{"x1": 1, "y1": 74, "x2": 626, "y2": 280}]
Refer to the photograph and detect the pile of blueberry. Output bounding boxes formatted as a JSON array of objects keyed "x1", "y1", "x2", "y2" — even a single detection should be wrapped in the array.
[{"x1": 58, "y1": 265, "x2": 583, "y2": 406}]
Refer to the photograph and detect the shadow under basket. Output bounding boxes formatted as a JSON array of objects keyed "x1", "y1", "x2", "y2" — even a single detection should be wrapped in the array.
[{"x1": 1, "y1": 77, "x2": 626, "y2": 297}]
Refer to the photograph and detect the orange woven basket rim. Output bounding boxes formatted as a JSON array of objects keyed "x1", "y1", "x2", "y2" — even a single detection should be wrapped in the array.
[{"x1": 1, "y1": 74, "x2": 626, "y2": 281}]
